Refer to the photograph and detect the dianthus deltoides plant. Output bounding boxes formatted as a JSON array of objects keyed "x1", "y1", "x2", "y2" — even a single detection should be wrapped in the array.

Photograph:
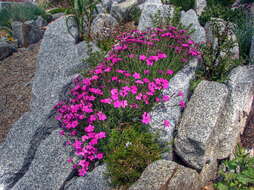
[{"x1": 54, "y1": 26, "x2": 200, "y2": 177}]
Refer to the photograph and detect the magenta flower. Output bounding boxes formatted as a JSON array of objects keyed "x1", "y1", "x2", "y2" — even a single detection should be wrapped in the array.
[
  {"x1": 139, "y1": 54, "x2": 147, "y2": 61},
  {"x1": 164, "y1": 120, "x2": 170, "y2": 127},
  {"x1": 142, "y1": 112, "x2": 151, "y2": 124},
  {"x1": 85, "y1": 125, "x2": 95, "y2": 133},
  {"x1": 133, "y1": 72, "x2": 141, "y2": 79},
  {"x1": 166, "y1": 69, "x2": 174, "y2": 75},
  {"x1": 97, "y1": 112, "x2": 107, "y2": 121},
  {"x1": 179, "y1": 100, "x2": 186, "y2": 108}
]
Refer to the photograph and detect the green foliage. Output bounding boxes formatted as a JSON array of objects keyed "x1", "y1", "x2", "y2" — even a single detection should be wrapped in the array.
[
  {"x1": 104, "y1": 125, "x2": 162, "y2": 187},
  {"x1": 214, "y1": 145, "x2": 254, "y2": 190},
  {"x1": 162, "y1": 0, "x2": 195, "y2": 11},
  {"x1": 66, "y1": 0, "x2": 101, "y2": 42},
  {"x1": 192, "y1": 20, "x2": 241, "y2": 85},
  {"x1": 0, "y1": 3, "x2": 49, "y2": 27}
]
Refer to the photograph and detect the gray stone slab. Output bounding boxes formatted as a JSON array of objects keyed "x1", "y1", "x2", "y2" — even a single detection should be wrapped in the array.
[
  {"x1": 175, "y1": 81, "x2": 228, "y2": 170},
  {"x1": 12, "y1": 129, "x2": 73, "y2": 190}
]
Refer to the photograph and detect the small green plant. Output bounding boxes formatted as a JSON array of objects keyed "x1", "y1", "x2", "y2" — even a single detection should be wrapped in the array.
[
  {"x1": 207, "y1": 0, "x2": 235, "y2": 7},
  {"x1": 47, "y1": 7, "x2": 67, "y2": 14},
  {"x1": 162, "y1": 0, "x2": 195, "y2": 11},
  {"x1": 66, "y1": 0, "x2": 101, "y2": 42},
  {"x1": 214, "y1": 145, "x2": 254, "y2": 190},
  {"x1": 104, "y1": 125, "x2": 162, "y2": 187}
]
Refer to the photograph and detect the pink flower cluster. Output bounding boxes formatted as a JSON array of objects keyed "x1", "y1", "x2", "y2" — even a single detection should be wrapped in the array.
[{"x1": 54, "y1": 26, "x2": 200, "y2": 176}]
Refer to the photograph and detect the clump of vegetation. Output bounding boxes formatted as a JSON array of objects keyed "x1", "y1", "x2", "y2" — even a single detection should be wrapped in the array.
[
  {"x1": 214, "y1": 145, "x2": 254, "y2": 190},
  {"x1": 199, "y1": 0, "x2": 253, "y2": 62},
  {"x1": 104, "y1": 125, "x2": 162, "y2": 187},
  {"x1": 162, "y1": 0, "x2": 195, "y2": 11},
  {"x1": 126, "y1": 6, "x2": 142, "y2": 26},
  {"x1": 0, "y1": 3, "x2": 49, "y2": 28},
  {"x1": 66, "y1": 0, "x2": 101, "y2": 42},
  {"x1": 54, "y1": 25, "x2": 200, "y2": 184},
  {"x1": 190, "y1": 20, "x2": 241, "y2": 91}
]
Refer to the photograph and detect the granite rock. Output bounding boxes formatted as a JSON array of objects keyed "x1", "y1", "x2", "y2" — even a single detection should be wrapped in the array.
[
  {"x1": 180, "y1": 9, "x2": 206, "y2": 43},
  {"x1": 217, "y1": 65, "x2": 254, "y2": 159},
  {"x1": 91, "y1": 13, "x2": 118, "y2": 40},
  {"x1": 65, "y1": 165, "x2": 111, "y2": 190},
  {"x1": 175, "y1": 81, "x2": 228, "y2": 170},
  {"x1": 138, "y1": 3, "x2": 174, "y2": 31},
  {"x1": 149, "y1": 58, "x2": 198, "y2": 159},
  {"x1": 129, "y1": 160, "x2": 200, "y2": 190},
  {"x1": 0, "y1": 16, "x2": 97, "y2": 189}
]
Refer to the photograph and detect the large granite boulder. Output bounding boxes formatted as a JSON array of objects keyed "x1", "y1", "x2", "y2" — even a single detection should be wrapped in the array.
[
  {"x1": 149, "y1": 58, "x2": 198, "y2": 159},
  {"x1": 65, "y1": 165, "x2": 111, "y2": 190},
  {"x1": 217, "y1": 65, "x2": 254, "y2": 159},
  {"x1": 205, "y1": 18, "x2": 239, "y2": 59},
  {"x1": 138, "y1": 2, "x2": 174, "y2": 31},
  {"x1": 11, "y1": 21, "x2": 44, "y2": 47},
  {"x1": 180, "y1": 9, "x2": 206, "y2": 43},
  {"x1": 175, "y1": 81, "x2": 229, "y2": 171},
  {"x1": 129, "y1": 160, "x2": 201, "y2": 190},
  {"x1": 0, "y1": 16, "x2": 98, "y2": 189}
]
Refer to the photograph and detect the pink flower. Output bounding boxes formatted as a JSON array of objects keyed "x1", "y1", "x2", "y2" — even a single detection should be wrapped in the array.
[
  {"x1": 146, "y1": 59, "x2": 154, "y2": 66},
  {"x1": 133, "y1": 72, "x2": 141, "y2": 79},
  {"x1": 100, "y1": 98, "x2": 112, "y2": 104},
  {"x1": 166, "y1": 69, "x2": 174, "y2": 75},
  {"x1": 95, "y1": 132, "x2": 106, "y2": 139},
  {"x1": 178, "y1": 90, "x2": 184, "y2": 97},
  {"x1": 157, "y1": 53, "x2": 167, "y2": 59},
  {"x1": 136, "y1": 93, "x2": 143, "y2": 100},
  {"x1": 164, "y1": 120, "x2": 170, "y2": 127},
  {"x1": 130, "y1": 86, "x2": 138, "y2": 94},
  {"x1": 85, "y1": 125, "x2": 95, "y2": 133},
  {"x1": 162, "y1": 95, "x2": 170, "y2": 102},
  {"x1": 142, "y1": 112, "x2": 151, "y2": 124},
  {"x1": 111, "y1": 76, "x2": 118, "y2": 81},
  {"x1": 139, "y1": 55, "x2": 147, "y2": 61},
  {"x1": 97, "y1": 153, "x2": 104, "y2": 160},
  {"x1": 113, "y1": 100, "x2": 122, "y2": 108},
  {"x1": 144, "y1": 70, "x2": 150, "y2": 75},
  {"x1": 179, "y1": 100, "x2": 186, "y2": 108},
  {"x1": 97, "y1": 112, "x2": 107, "y2": 121}
]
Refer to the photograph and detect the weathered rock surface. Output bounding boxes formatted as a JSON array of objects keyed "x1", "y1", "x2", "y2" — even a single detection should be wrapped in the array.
[
  {"x1": 110, "y1": 0, "x2": 144, "y2": 22},
  {"x1": 217, "y1": 65, "x2": 254, "y2": 159},
  {"x1": 11, "y1": 21, "x2": 44, "y2": 47},
  {"x1": 180, "y1": 9, "x2": 206, "y2": 43},
  {"x1": 250, "y1": 36, "x2": 254, "y2": 63},
  {"x1": 175, "y1": 81, "x2": 228, "y2": 170},
  {"x1": 0, "y1": 41, "x2": 17, "y2": 60},
  {"x1": 138, "y1": 2, "x2": 174, "y2": 31},
  {"x1": 0, "y1": 16, "x2": 97, "y2": 189},
  {"x1": 65, "y1": 165, "x2": 111, "y2": 190},
  {"x1": 205, "y1": 18, "x2": 239, "y2": 59},
  {"x1": 195, "y1": 0, "x2": 207, "y2": 16},
  {"x1": 149, "y1": 58, "x2": 198, "y2": 159},
  {"x1": 34, "y1": 16, "x2": 48, "y2": 28},
  {"x1": 129, "y1": 160, "x2": 200, "y2": 190},
  {"x1": 91, "y1": 13, "x2": 118, "y2": 40}
]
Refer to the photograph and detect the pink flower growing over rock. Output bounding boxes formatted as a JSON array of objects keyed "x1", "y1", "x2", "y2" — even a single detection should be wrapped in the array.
[{"x1": 164, "y1": 120, "x2": 170, "y2": 127}]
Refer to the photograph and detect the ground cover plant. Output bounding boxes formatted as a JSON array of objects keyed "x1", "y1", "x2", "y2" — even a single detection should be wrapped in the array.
[
  {"x1": 162, "y1": 0, "x2": 195, "y2": 11},
  {"x1": 214, "y1": 145, "x2": 254, "y2": 190},
  {"x1": 54, "y1": 25, "x2": 200, "y2": 187}
]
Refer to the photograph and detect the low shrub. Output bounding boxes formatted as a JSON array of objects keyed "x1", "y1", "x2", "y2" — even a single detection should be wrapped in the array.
[
  {"x1": 0, "y1": 3, "x2": 49, "y2": 27},
  {"x1": 104, "y1": 125, "x2": 162, "y2": 187},
  {"x1": 54, "y1": 25, "x2": 200, "y2": 185},
  {"x1": 214, "y1": 145, "x2": 254, "y2": 190}
]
